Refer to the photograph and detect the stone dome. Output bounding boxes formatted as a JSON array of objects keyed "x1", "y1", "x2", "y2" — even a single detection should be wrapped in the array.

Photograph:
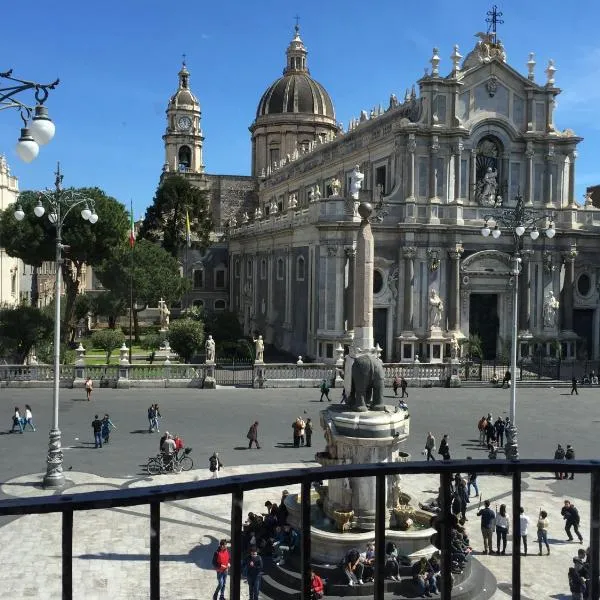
[
  {"x1": 256, "y1": 73, "x2": 334, "y2": 118},
  {"x1": 255, "y1": 25, "x2": 335, "y2": 120}
]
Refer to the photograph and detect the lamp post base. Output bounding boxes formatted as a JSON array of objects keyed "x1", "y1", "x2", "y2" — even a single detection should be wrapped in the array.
[
  {"x1": 43, "y1": 428, "x2": 66, "y2": 489},
  {"x1": 504, "y1": 424, "x2": 519, "y2": 461}
]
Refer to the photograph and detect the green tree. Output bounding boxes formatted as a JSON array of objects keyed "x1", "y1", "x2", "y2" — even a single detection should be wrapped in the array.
[
  {"x1": 0, "y1": 188, "x2": 129, "y2": 342},
  {"x1": 91, "y1": 292, "x2": 127, "y2": 330},
  {"x1": 168, "y1": 318, "x2": 204, "y2": 363},
  {"x1": 94, "y1": 239, "x2": 188, "y2": 341},
  {"x1": 139, "y1": 175, "x2": 212, "y2": 257},
  {"x1": 91, "y1": 329, "x2": 125, "y2": 364},
  {"x1": 459, "y1": 334, "x2": 483, "y2": 360},
  {"x1": 0, "y1": 305, "x2": 54, "y2": 364}
]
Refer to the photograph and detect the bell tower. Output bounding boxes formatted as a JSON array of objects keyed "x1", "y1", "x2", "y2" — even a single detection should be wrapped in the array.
[{"x1": 163, "y1": 60, "x2": 205, "y2": 178}]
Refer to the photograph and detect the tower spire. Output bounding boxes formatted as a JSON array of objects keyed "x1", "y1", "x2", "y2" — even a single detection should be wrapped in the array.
[{"x1": 284, "y1": 21, "x2": 308, "y2": 74}]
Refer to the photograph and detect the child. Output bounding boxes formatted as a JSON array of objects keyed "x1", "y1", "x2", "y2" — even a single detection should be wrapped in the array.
[{"x1": 209, "y1": 452, "x2": 223, "y2": 478}]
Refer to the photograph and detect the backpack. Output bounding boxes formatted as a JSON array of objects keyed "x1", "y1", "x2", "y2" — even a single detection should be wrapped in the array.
[{"x1": 209, "y1": 456, "x2": 218, "y2": 471}]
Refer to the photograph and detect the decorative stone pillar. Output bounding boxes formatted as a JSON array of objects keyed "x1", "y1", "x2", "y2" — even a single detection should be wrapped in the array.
[
  {"x1": 568, "y1": 151, "x2": 577, "y2": 207},
  {"x1": 519, "y1": 250, "x2": 534, "y2": 333},
  {"x1": 428, "y1": 137, "x2": 440, "y2": 225},
  {"x1": 469, "y1": 149, "x2": 477, "y2": 204},
  {"x1": 545, "y1": 144, "x2": 556, "y2": 208},
  {"x1": 283, "y1": 247, "x2": 293, "y2": 329},
  {"x1": 353, "y1": 208, "x2": 374, "y2": 353},
  {"x1": 345, "y1": 247, "x2": 356, "y2": 333},
  {"x1": 525, "y1": 142, "x2": 535, "y2": 205},
  {"x1": 561, "y1": 246, "x2": 577, "y2": 332},
  {"x1": 453, "y1": 141, "x2": 463, "y2": 202},
  {"x1": 74, "y1": 342, "x2": 86, "y2": 383},
  {"x1": 402, "y1": 247, "x2": 417, "y2": 331},
  {"x1": 406, "y1": 134, "x2": 416, "y2": 201},
  {"x1": 447, "y1": 245, "x2": 463, "y2": 331}
]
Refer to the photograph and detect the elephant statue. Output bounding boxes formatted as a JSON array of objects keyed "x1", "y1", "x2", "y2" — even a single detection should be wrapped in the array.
[{"x1": 347, "y1": 353, "x2": 385, "y2": 412}]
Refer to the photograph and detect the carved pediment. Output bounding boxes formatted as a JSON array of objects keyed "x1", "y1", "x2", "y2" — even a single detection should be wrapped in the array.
[{"x1": 461, "y1": 250, "x2": 511, "y2": 275}]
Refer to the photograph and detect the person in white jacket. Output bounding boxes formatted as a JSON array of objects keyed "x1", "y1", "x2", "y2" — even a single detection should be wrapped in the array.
[
  {"x1": 23, "y1": 405, "x2": 36, "y2": 432},
  {"x1": 495, "y1": 503, "x2": 509, "y2": 555}
]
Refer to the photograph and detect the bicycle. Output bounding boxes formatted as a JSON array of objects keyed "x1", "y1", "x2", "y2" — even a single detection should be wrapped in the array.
[{"x1": 146, "y1": 447, "x2": 193, "y2": 475}]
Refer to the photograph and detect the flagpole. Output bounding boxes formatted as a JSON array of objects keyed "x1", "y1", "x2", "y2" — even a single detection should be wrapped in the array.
[{"x1": 129, "y1": 200, "x2": 134, "y2": 364}]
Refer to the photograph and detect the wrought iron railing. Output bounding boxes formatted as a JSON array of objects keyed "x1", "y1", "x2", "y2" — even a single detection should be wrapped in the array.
[{"x1": 0, "y1": 459, "x2": 597, "y2": 600}]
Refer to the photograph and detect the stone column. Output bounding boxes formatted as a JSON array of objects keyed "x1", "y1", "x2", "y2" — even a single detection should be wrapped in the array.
[
  {"x1": 402, "y1": 247, "x2": 417, "y2": 331},
  {"x1": 519, "y1": 250, "x2": 534, "y2": 332},
  {"x1": 469, "y1": 149, "x2": 477, "y2": 204},
  {"x1": 429, "y1": 137, "x2": 439, "y2": 200},
  {"x1": 561, "y1": 247, "x2": 577, "y2": 331},
  {"x1": 525, "y1": 142, "x2": 535, "y2": 205},
  {"x1": 447, "y1": 245, "x2": 463, "y2": 331},
  {"x1": 453, "y1": 142, "x2": 463, "y2": 201},
  {"x1": 406, "y1": 134, "x2": 416, "y2": 200},
  {"x1": 345, "y1": 247, "x2": 356, "y2": 333},
  {"x1": 568, "y1": 150, "x2": 577, "y2": 207},
  {"x1": 546, "y1": 145, "x2": 555, "y2": 208},
  {"x1": 267, "y1": 249, "x2": 273, "y2": 319},
  {"x1": 353, "y1": 205, "x2": 375, "y2": 352},
  {"x1": 284, "y1": 248, "x2": 293, "y2": 329}
]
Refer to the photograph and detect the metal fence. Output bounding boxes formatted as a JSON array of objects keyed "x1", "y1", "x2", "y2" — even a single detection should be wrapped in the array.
[{"x1": 0, "y1": 459, "x2": 597, "y2": 600}]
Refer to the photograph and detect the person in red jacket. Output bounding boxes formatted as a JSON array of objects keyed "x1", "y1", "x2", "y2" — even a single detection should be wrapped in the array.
[
  {"x1": 310, "y1": 569, "x2": 324, "y2": 599},
  {"x1": 212, "y1": 539, "x2": 231, "y2": 600}
]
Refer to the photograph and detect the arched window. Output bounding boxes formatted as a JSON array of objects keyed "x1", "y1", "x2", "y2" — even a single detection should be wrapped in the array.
[
  {"x1": 276, "y1": 258, "x2": 285, "y2": 280},
  {"x1": 178, "y1": 145, "x2": 191, "y2": 170},
  {"x1": 296, "y1": 256, "x2": 305, "y2": 281},
  {"x1": 214, "y1": 299, "x2": 226, "y2": 311}
]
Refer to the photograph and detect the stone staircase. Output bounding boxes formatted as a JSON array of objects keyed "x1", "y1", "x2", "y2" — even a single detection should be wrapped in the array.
[{"x1": 260, "y1": 551, "x2": 497, "y2": 600}]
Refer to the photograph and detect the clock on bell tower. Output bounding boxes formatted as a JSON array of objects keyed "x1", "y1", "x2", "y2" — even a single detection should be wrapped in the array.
[{"x1": 163, "y1": 60, "x2": 205, "y2": 178}]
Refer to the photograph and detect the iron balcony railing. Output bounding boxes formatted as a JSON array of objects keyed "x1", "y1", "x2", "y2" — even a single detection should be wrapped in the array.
[{"x1": 0, "y1": 459, "x2": 598, "y2": 600}]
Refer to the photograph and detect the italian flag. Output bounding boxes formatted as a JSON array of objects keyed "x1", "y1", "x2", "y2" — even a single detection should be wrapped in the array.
[{"x1": 129, "y1": 204, "x2": 136, "y2": 248}]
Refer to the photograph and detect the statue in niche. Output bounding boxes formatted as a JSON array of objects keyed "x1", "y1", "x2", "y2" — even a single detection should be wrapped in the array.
[
  {"x1": 253, "y1": 334, "x2": 264, "y2": 362},
  {"x1": 543, "y1": 291, "x2": 560, "y2": 327},
  {"x1": 478, "y1": 167, "x2": 498, "y2": 205},
  {"x1": 314, "y1": 185, "x2": 322, "y2": 201},
  {"x1": 330, "y1": 177, "x2": 342, "y2": 197},
  {"x1": 429, "y1": 289, "x2": 444, "y2": 329},
  {"x1": 205, "y1": 335, "x2": 215, "y2": 362}
]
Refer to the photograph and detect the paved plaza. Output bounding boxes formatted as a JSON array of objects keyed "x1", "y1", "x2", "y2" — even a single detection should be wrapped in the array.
[{"x1": 0, "y1": 386, "x2": 598, "y2": 599}]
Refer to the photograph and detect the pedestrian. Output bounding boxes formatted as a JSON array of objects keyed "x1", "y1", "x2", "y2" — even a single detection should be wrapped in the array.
[
  {"x1": 245, "y1": 546, "x2": 263, "y2": 600},
  {"x1": 212, "y1": 539, "x2": 231, "y2": 600},
  {"x1": 400, "y1": 376, "x2": 408, "y2": 398},
  {"x1": 519, "y1": 506, "x2": 530, "y2": 556},
  {"x1": 495, "y1": 503, "x2": 509, "y2": 555},
  {"x1": 425, "y1": 432, "x2": 436, "y2": 461},
  {"x1": 305, "y1": 418, "x2": 313, "y2": 447},
  {"x1": 438, "y1": 434, "x2": 450, "y2": 460},
  {"x1": 456, "y1": 478, "x2": 469, "y2": 521},
  {"x1": 209, "y1": 452, "x2": 223, "y2": 479},
  {"x1": 85, "y1": 376, "x2": 93, "y2": 401},
  {"x1": 247, "y1": 421, "x2": 260, "y2": 449},
  {"x1": 153, "y1": 404, "x2": 161, "y2": 432},
  {"x1": 477, "y1": 416, "x2": 487, "y2": 446},
  {"x1": 319, "y1": 379, "x2": 330, "y2": 402},
  {"x1": 298, "y1": 416, "x2": 306, "y2": 446},
  {"x1": 495, "y1": 417, "x2": 505, "y2": 448},
  {"x1": 565, "y1": 444, "x2": 575, "y2": 480},
  {"x1": 466, "y1": 462, "x2": 479, "y2": 497},
  {"x1": 147, "y1": 405, "x2": 155, "y2": 432},
  {"x1": 92, "y1": 414, "x2": 103, "y2": 448},
  {"x1": 485, "y1": 419, "x2": 495, "y2": 447},
  {"x1": 310, "y1": 568, "x2": 325, "y2": 599},
  {"x1": 101, "y1": 414, "x2": 116, "y2": 444},
  {"x1": 501, "y1": 370, "x2": 511, "y2": 388},
  {"x1": 11, "y1": 407, "x2": 23, "y2": 433},
  {"x1": 476, "y1": 499, "x2": 496, "y2": 555},
  {"x1": 561, "y1": 499, "x2": 584, "y2": 544},
  {"x1": 392, "y1": 376, "x2": 400, "y2": 396},
  {"x1": 22, "y1": 404, "x2": 36, "y2": 432},
  {"x1": 340, "y1": 388, "x2": 347, "y2": 404},
  {"x1": 554, "y1": 444, "x2": 566, "y2": 479},
  {"x1": 292, "y1": 418, "x2": 301, "y2": 448},
  {"x1": 571, "y1": 376, "x2": 579, "y2": 395},
  {"x1": 537, "y1": 509, "x2": 550, "y2": 555}
]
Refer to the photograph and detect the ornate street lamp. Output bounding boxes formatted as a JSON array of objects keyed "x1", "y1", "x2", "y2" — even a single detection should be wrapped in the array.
[
  {"x1": 1, "y1": 69, "x2": 59, "y2": 162},
  {"x1": 481, "y1": 195, "x2": 555, "y2": 460},
  {"x1": 14, "y1": 163, "x2": 98, "y2": 487}
]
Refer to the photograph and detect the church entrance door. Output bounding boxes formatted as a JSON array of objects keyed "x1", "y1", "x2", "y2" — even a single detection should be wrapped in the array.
[
  {"x1": 374, "y1": 308, "x2": 388, "y2": 362},
  {"x1": 469, "y1": 293, "x2": 499, "y2": 359}
]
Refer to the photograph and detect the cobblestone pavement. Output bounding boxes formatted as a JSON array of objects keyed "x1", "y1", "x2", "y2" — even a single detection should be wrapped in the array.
[{"x1": 0, "y1": 461, "x2": 589, "y2": 599}]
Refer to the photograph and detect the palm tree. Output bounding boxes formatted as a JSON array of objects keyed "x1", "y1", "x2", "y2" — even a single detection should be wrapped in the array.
[{"x1": 460, "y1": 334, "x2": 483, "y2": 360}]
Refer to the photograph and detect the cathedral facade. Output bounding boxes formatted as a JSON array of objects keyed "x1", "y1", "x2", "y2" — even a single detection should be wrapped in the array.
[{"x1": 167, "y1": 25, "x2": 600, "y2": 363}]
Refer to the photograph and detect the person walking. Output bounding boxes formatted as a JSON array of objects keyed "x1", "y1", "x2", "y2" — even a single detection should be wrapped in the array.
[
  {"x1": 22, "y1": 405, "x2": 36, "y2": 432},
  {"x1": 319, "y1": 379, "x2": 330, "y2": 402},
  {"x1": 554, "y1": 444, "x2": 566, "y2": 479},
  {"x1": 11, "y1": 407, "x2": 23, "y2": 433},
  {"x1": 400, "y1": 376, "x2": 408, "y2": 398},
  {"x1": 495, "y1": 504, "x2": 509, "y2": 555},
  {"x1": 565, "y1": 444, "x2": 575, "y2": 480},
  {"x1": 101, "y1": 414, "x2": 116, "y2": 444},
  {"x1": 212, "y1": 539, "x2": 231, "y2": 600},
  {"x1": 245, "y1": 546, "x2": 263, "y2": 600},
  {"x1": 340, "y1": 388, "x2": 347, "y2": 404},
  {"x1": 477, "y1": 416, "x2": 487, "y2": 446},
  {"x1": 537, "y1": 509, "x2": 550, "y2": 555},
  {"x1": 305, "y1": 418, "x2": 313, "y2": 447},
  {"x1": 562, "y1": 499, "x2": 584, "y2": 543},
  {"x1": 147, "y1": 405, "x2": 155, "y2": 433},
  {"x1": 571, "y1": 376, "x2": 579, "y2": 395},
  {"x1": 152, "y1": 404, "x2": 161, "y2": 432},
  {"x1": 85, "y1": 377, "x2": 93, "y2": 401},
  {"x1": 494, "y1": 417, "x2": 505, "y2": 448},
  {"x1": 425, "y1": 432, "x2": 436, "y2": 461},
  {"x1": 209, "y1": 452, "x2": 223, "y2": 479},
  {"x1": 519, "y1": 507, "x2": 530, "y2": 556},
  {"x1": 92, "y1": 415, "x2": 103, "y2": 449},
  {"x1": 438, "y1": 434, "x2": 450, "y2": 460},
  {"x1": 292, "y1": 418, "x2": 301, "y2": 448},
  {"x1": 247, "y1": 421, "x2": 260, "y2": 449},
  {"x1": 392, "y1": 376, "x2": 400, "y2": 396},
  {"x1": 477, "y1": 500, "x2": 496, "y2": 555},
  {"x1": 467, "y1": 470, "x2": 479, "y2": 498},
  {"x1": 298, "y1": 416, "x2": 306, "y2": 446}
]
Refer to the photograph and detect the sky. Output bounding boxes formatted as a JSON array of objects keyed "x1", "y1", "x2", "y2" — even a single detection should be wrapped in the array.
[{"x1": 1, "y1": 0, "x2": 599, "y2": 219}]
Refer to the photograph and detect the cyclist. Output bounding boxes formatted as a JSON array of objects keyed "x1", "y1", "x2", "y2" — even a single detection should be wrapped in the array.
[{"x1": 161, "y1": 432, "x2": 176, "y2": 470}]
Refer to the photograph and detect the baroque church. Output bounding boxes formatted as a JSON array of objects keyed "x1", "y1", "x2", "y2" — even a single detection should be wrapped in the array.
[{"x1": 164, "y1": 21, "x2": 600, "y2": 363}]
